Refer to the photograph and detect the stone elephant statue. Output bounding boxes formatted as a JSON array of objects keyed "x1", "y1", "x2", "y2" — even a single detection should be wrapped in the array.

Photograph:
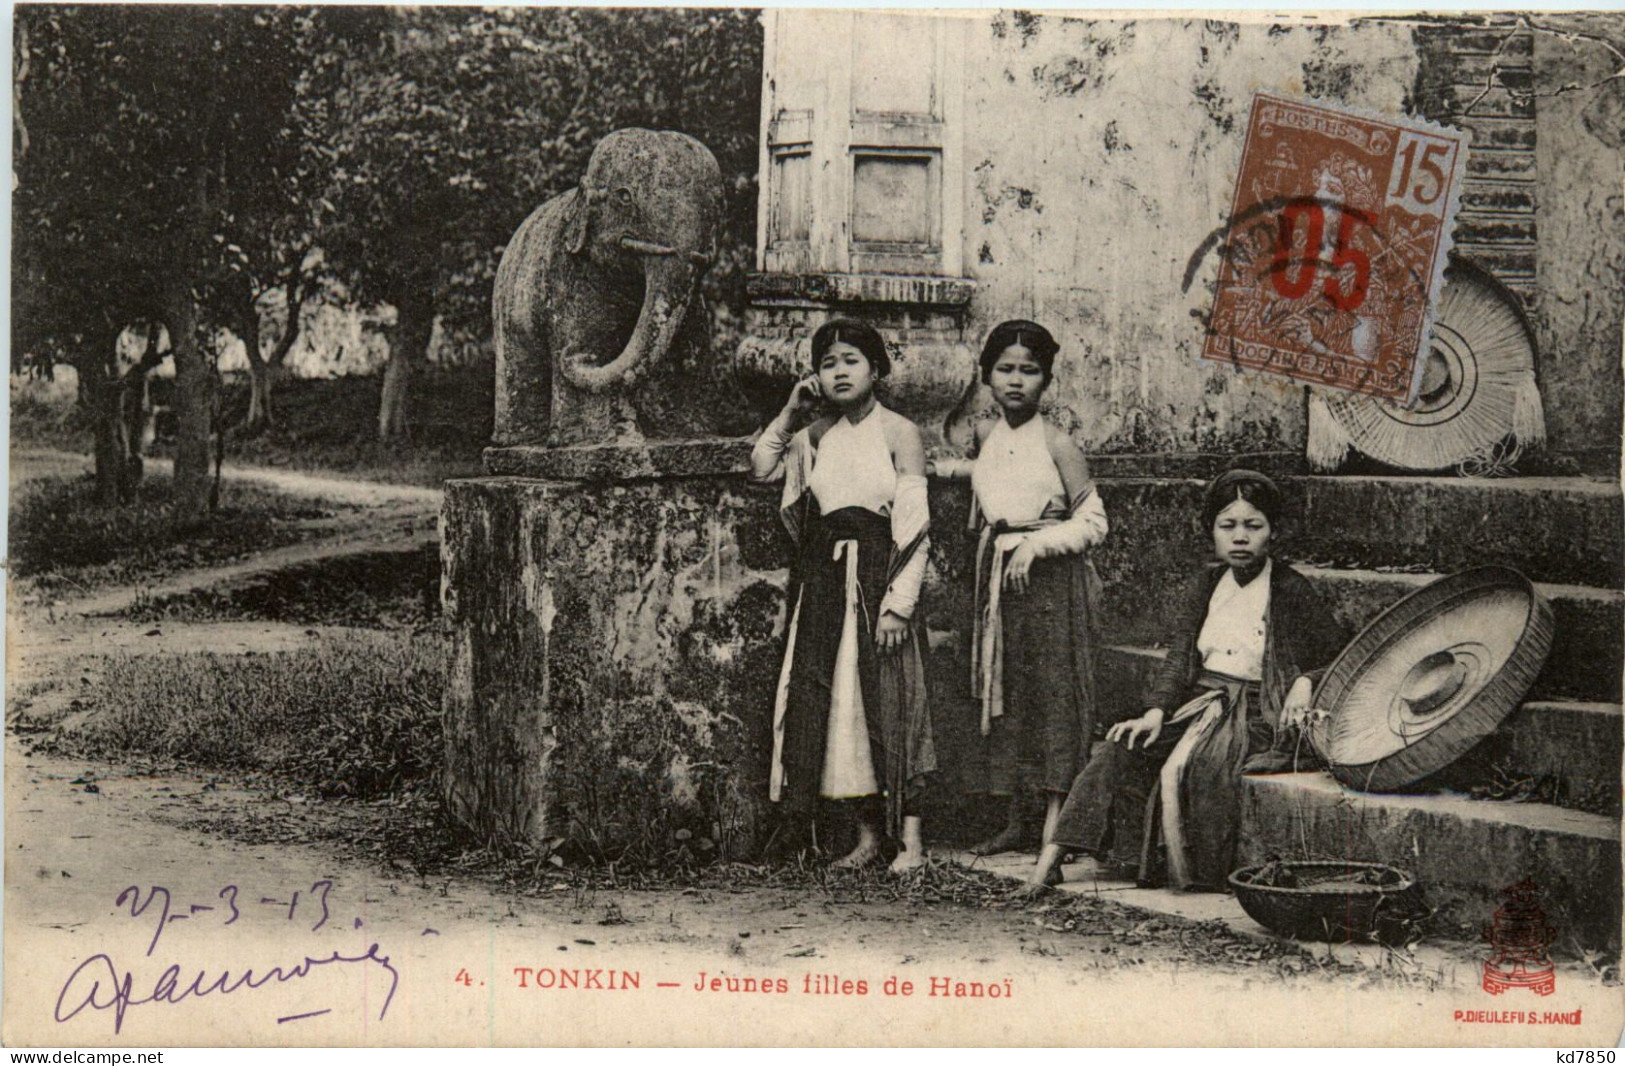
[{"x1": 493, "y1": 128, "x2": 747, "y2": 447}]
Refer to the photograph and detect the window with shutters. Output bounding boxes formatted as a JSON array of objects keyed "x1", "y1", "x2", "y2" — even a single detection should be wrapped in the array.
[{"x1": 759, "y1": 11, "x2": 964, "y2": 280}]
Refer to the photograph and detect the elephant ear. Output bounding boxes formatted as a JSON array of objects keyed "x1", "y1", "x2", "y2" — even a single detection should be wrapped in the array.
[{"x1": 564, "y1": 186, "x2": 597, "y2": 256}]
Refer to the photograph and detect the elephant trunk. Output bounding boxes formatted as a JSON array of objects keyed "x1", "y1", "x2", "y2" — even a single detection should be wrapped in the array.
[{"x1": 560, "y1": 256, "x2": 696, "y2": 394}]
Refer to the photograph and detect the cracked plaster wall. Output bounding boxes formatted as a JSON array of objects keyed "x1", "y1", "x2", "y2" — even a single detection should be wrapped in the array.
[
  {"x1": 766, "y1": 12, "x2": 1621, "y2": 458},
  {"x1": 961, "y1": 15, "x2": 1421, "y2": 452},
  {"x1": 1531, "y1": 17, "x2": 1625, "y2": 459}
]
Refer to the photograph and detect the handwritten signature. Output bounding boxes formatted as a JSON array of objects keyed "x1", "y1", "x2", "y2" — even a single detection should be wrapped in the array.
[
  {"x1": 55, "y1": 881, "x2": 398, "y2": 1034},
  {"x1": 55, "y1": 943, "x2": 400, "y2": 1034}
]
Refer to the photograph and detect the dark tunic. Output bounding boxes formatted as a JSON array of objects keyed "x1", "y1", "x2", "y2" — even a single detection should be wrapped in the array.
[{"x1": 1052, "y1": 559, "x2": 1348, "y2": 888}]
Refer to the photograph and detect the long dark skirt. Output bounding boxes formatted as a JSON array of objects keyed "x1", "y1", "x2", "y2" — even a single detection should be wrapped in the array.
[
  {"x1": 777, "y1": 506, "x2": 935, "y2": 837},
  {"x1": 1051, "y1": 680, "x2": 1270, "y2": 889},
  {"x1": 984, "y1": 554, "x2": 1097, "y2": 795}
]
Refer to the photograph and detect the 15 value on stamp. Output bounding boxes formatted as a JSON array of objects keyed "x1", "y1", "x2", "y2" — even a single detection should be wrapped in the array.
[{"x1": 1202, "y1": 92, "x2": 1470, "y2": 406}]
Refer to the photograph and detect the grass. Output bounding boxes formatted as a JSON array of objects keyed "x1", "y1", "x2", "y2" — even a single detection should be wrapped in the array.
[
  {"x1": 10, "y1": 375, "x2": 95, "y2": 454},
  {"x1": 8, "y1": 472, "x2": 360, "y2": 597},
  {"x1": 120, "y1": 546, "x2": 441, "y2": 630},
  {"x1": 41, "y1": 633, "x2": 442, "y2": 799}
]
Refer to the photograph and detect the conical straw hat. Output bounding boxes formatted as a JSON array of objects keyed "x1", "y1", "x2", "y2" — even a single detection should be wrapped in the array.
[
  {"x1": 1319, "y1": 258, "x2": 1542, "y2": 471},
  {"x1": 1307, "y1": 567, "x2": 1554, "y2": 792}
]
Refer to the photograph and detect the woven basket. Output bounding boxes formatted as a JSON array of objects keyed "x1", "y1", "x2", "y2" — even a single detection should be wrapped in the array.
[{"x1": 1230, "y1": 861, "x2": 1417, "y2": 943}]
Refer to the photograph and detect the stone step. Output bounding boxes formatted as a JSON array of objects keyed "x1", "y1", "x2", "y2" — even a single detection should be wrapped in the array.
[
  {"x1": 1091, "y1": 474, "x2": 1623, "y2": 590},
  {"x1": 1239, "y1": 773, "x2": 1621, "y2": 952},
  {"x1": 1100, "y1": 645, "x2": 1622, "y2": 813},
  {"x1": 1465, "y1": 701, "x2": 1623, "y2": 817},
  {"x1": 1300, "y1": 567, "x2": 1623, "y2": 703}
]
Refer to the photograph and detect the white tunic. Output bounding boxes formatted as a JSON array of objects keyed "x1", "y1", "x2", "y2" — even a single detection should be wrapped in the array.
[
  {"x1": 807, "y1": 408, "x2": 894, "y2": 799},
  {"x1": 972, "y1": 415, "x2": 1066, "y2": 525},
  {"x1": 965, "y1": 415, "x2": 1109, "y2": 734},
  {"x1": 808, "y1": 408, "x2": 896, "y2": 515},
  {"x1": 1197, "y1": 558, "x2": 1272, "y2": 681}
]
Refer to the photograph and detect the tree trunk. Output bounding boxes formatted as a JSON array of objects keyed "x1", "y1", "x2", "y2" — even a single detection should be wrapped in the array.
[
  {"x1": 241, "y1": 272, "x2": 306, "y2": 432},
  {"x1": 86, "y1": 325, "x2": 126, "y2": 506},
  {"x1": 378, "y1": 287, "x2": 434, "y2": 443},
  {"x1": 240, "y1": 303, "x2": 271, "y2": 431},
  {"x1": 87, "y1": 321, "x2": 163, "y2": 506},
  {"x1": 91, "y1": 373, "x2": 126, "y2": 507},
  {"x1": 268, "y1": 271, "x2": 306, "y2": 372},
  {"x1": 166, "y1": 283, "x2": 213, "y2": 523}
]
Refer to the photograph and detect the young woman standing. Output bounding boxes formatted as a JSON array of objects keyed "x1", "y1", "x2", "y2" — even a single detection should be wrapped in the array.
[
  {"x1": 939, "y1": 321, "x2": 1108, "y2": 855},
  {"x1": 750, "y1": 319, "x2": 937, "y2": 872}
]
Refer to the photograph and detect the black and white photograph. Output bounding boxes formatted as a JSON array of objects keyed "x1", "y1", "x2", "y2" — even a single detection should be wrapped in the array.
[{"x1": 4, "y1": 4, "x2": 1623, "y2": 1047}]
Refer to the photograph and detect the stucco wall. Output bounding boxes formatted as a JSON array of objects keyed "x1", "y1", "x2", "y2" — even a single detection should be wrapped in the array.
[
  {"x1": 752, "y1": 12, "x2": 1624, "y2": 460},
  {"x1": 959, "y1": 15, "x2": 1421, "y2": 453},
  {"x1": 1532, "y1": 17, "x2": 1625, "y2": 460}
]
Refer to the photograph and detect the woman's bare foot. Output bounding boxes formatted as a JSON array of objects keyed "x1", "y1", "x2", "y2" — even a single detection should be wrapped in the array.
[
  {"x1": 831, "y1": 839, "x2": 881, "y2": 869},
  {"x1": 1010, "y1": 843, "x2": 1067, "y2": 898},
  {"x1": 888, "y1": 815, "x2": 925, "y2": 873},
  {"x1": 889, "y1": 847, "x2": 924, "y2": 873},
  {"x1": 967, "y1": 823, "x2": 1029, "y2": 857},
  {"x1": 831, "y1": 823, "x2": 882, "y2": 869}
]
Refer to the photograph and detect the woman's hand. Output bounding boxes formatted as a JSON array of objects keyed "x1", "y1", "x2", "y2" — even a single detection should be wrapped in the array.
[
  {"x1": 875, "y1": 611, "x2": 911, "y2": 654},
  {"x1": 1107, "y1": 708, "x2": 1165, "y2": 750},
  {"x1": 1003, "y1": 540, "x2": 1038, "y2": 594},
  {"x1": 783, "y1": 375, "x2": 822, "y2": 418},
  {"x1": 1280, "y1": 676, "x2": 1315, "y2": 729}
]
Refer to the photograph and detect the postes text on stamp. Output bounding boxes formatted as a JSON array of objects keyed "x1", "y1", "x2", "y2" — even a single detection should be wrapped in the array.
[{"x1": 1201, "y1": 92, "x2": 1468, "y2": 404}]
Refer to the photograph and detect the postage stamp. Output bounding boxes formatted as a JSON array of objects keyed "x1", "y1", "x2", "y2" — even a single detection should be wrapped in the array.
[{"x1": 1200, "y1": 92, "x2": 1469, "y2": 405}]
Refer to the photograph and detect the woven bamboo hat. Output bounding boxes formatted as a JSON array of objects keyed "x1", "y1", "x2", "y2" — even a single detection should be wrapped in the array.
[
  {"x1": 1307, "y1": 257, "x2": 1546, "y2": 474},
  {"x1": 1307, "y1": 567, "x2": 1554, "y2": 792}
]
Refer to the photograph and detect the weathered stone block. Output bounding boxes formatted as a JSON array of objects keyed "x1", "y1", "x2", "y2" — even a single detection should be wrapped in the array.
[
  {"x1": 442, "y1": 474, "x2": 794, "y2": 857},
  {"x1": 440, "y1": 468, "x2": 1033, "y2": 855},
  {"x1": 1497, "y1": 701, "x2": 1623, "y2": 814},
  {"x1": 484, "y1": 439, "x2": 755, "y2": 482},
  {"x1": 1240, "y1": 773, "x2": 1621, "y2": 953}
]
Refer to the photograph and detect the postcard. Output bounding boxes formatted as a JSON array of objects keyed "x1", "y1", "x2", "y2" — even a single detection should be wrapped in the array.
[{"x1": 7, "y1": 5, "x2": 1622, "y2": 1047}]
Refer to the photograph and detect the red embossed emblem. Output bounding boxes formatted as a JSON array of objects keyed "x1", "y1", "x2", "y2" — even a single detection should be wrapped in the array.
[
  {"x1": 1482, "y1": 879, "x2": 1558, "y2": 997},
  {"x1": 1202, "y1": 93, "x2": 1468, "y2": 404}
]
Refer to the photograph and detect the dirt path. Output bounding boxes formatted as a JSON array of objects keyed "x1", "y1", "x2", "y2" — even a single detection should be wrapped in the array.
[
  {"x1": 7, "y1": 448, "x2": 439, "y2": 668},
  {"x1": 0, "y1": 738, "x2": 1190, "y2": 1044},
  {"x1": 10, "y1": 448, "x2": 444, "y2": 508},
  {"x1": 0, "y1": 736, "x2": 1534, "y2": 1048}
]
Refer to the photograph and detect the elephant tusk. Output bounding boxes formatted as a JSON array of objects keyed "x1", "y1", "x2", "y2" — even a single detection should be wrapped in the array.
[{"x1": 619, "y1": 236, "x2": 679, "y2": 257}]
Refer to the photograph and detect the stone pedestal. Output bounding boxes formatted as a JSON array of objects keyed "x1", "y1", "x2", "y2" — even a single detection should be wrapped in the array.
[
  {"x1": 441, "y1": 442, "x2": 794, "y2": 858},
  {"x1": 441, "y1": 438, "x2": 1000, "y2": 857}
]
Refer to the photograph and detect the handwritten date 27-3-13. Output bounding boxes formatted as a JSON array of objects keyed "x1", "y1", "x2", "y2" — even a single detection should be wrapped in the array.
[{"x1": 115, "y1": 880, "x2": 337, "y2": 957}]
